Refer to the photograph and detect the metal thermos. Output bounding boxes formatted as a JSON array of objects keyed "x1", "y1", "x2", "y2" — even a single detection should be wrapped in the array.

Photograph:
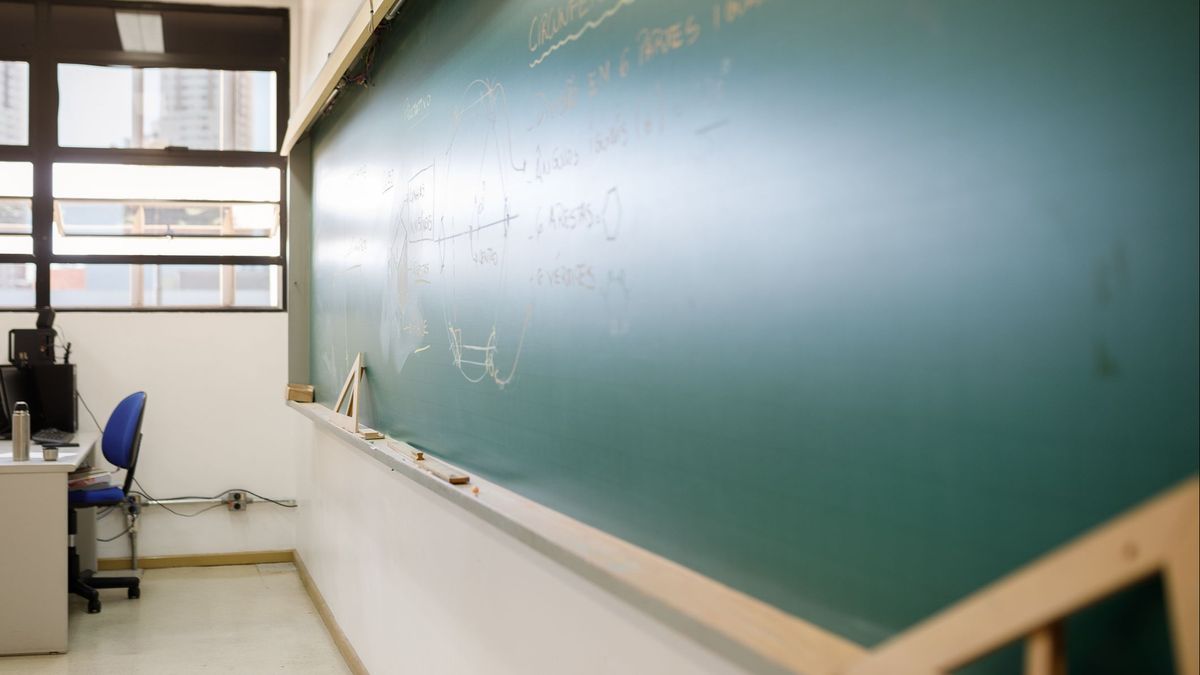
[{"x1": 11, "y1": 401, "x2": 30, "y2": 462}]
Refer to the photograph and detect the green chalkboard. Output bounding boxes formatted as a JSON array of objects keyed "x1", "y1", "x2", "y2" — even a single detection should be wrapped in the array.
[{"x1": 308, "y1": 0, "x2": 1198, "y2": 667}]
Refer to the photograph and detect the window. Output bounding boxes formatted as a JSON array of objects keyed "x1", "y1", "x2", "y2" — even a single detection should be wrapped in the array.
[
  {"x1": 0, "y1": 61, "x2": 29, "y2": 146},
  {"x1": 58, "y1": 65, "x2": 277, "y2": 151},
  {"x1": 0, "y1": 161, "x2": 32, "y2": 253},
  {"x1": 0, "y1": 0, "x2": 287, "y2": 310}
]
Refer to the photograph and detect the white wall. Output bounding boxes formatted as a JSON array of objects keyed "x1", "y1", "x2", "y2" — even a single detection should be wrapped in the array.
[
  {"x1": 296, "y1": 0, "x2": 363, "y2": 95},
  {"x1": 295, "y1": 420, "x2": 745, "y2": 675},
  {"x1": 0, "y1": 313, "x2": 299, "y2": 558}
]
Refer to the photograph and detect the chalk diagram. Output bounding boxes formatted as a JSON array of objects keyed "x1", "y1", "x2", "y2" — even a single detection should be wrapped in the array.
[
  {"x1": 416, "y1": 78, "x2": 530, "y2": 388},
  {"x1": 379, "y1": 163, "x2": 434, "y2": 373}
]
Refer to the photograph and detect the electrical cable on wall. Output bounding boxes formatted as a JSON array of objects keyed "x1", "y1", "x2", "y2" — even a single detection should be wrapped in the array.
[
  {"x1": 77, "y1": 391, "x2": 102, "y2": 432},
  {"x1": 98, "y1": 525, "x2": 135, "y2": 543},
  {"x1": 132, "y1": 479, "x2": 297, "y2": 514}
]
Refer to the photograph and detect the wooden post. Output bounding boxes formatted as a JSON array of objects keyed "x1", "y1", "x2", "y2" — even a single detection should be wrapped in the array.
[
  {"x1": 1023, "y1": 622, "x2": 1066, "y2": 675},
  {"x1": 331, "y1": 354, "x2": 383, "y2": 439},
  {"x1": 1165, "y1": 485, "x2": 1199, "y2": 675},
  {"x1": 847, "y1": 478, "x2": 1199, "y2": 675},
  {"x1": 333, "y1": 353, "x2": 362, "y2": 418}
]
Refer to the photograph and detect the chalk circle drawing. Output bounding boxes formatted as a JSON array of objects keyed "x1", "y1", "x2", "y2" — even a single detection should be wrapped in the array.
[{"x1": 436, "y1": 78, "x2": 530, "y2": 388}]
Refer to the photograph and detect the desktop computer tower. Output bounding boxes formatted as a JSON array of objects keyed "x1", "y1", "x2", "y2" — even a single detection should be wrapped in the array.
[{"x1": 31, "y1": 363, "x2": 77, "y2": 432}]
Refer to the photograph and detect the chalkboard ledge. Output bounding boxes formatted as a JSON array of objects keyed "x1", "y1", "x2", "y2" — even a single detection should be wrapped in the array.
[{"x1": 287, "y1": 401, "x2": 866, "y2": 674}]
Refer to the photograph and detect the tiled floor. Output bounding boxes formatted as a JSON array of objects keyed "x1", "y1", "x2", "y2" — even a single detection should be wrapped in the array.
[{"x1": 0, "y1": 563, "x2": 351, "y2": 675}]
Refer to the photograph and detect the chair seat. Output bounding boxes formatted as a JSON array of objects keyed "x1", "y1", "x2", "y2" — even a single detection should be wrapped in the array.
[{"x1": 69, "y1": 486, "x2": 126, "y2": 507}]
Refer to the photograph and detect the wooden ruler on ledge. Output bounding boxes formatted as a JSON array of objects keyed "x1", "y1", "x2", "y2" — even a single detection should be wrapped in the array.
[{"x1": 386, "y1": 440, "x2": 470, "y2": 486}]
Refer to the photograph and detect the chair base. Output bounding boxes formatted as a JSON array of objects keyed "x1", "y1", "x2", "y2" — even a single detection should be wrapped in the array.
[
  {"x1": 70, "y1": 570, "x2": 141, "y2": 614},
  {"x1": 69, "y1": 509, "x2": 141, "y2": 614}
]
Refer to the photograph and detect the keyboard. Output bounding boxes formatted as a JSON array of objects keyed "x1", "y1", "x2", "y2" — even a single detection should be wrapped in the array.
[{"x1": 32, "y1": 428, "x2": 75, "y2": 445}]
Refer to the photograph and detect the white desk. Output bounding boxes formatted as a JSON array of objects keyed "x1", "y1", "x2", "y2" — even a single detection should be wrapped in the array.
[{"x1": 0, "y1": 432, "x2": 99, "y2": 656}]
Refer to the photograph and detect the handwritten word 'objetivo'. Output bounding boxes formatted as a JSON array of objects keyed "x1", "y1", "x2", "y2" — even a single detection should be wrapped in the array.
[{"x1": 402, "y1": 94, "x2": 432, "y2": 123}]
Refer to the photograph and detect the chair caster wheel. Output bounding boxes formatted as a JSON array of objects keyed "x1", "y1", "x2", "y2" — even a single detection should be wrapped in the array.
[
  {"x1": 87, "y1": 599, "x2": 101, "y2": 613},
  {"x1": 128, "y1": 587, "x2": 140, "y2": 599}
]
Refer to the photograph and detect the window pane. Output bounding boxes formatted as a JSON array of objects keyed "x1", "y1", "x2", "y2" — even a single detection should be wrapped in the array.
[
  {"x1": 0, "y1": 197, "x2": 31, "y2": 235},
  {"x1": 0, "y1": 61, "x2": 29, "y2": 145},
  {"x1": 54, "y1": 198, "x2": 278, "y2": 256},
  {"x1": 57, "y1": 200, "x2": 276, "y2": 237},
  {"x1": 0, "y1": 161, "x2": 32, "y2": 197},
  {"x1": 51, "y1": 263, "x2": 281, "y2": 308},
  {"x1": 54, "y1": 230, "x2": 278, "y2": 257},
  {"x1": 0, "y1": 262, "x2": 35, "y2": 307},
  {"x1": 0, "y1": 174, "x2": 29, "y2": 253},
  {"x1": 59, "y1": 64, "x2": 277, "y2": 151},
  {"x1": 53, "y1": 163, "x2": 280, "y2": 202},
  {"x1": 233, "y1": 265, "x2": 279, "y2": 307},
  {"x1": 151, "y1": 264, "x2": 220, "y2": 306},
  {"x1": 52, "y1": 264, "x2": 130, "y2": 307},
  {"x1": 0, "y1": 236, "x2": 32, "y2": 254}
]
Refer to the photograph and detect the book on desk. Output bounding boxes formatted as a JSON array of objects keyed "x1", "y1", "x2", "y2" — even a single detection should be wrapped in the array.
[{"x1": 68, "y1": 468, "x2": 112, "y2": 491}]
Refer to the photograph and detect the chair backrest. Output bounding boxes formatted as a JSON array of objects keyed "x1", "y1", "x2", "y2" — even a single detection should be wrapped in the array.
[{"x1": 102, "y1": 392, "x2": 146, "y2": 494}]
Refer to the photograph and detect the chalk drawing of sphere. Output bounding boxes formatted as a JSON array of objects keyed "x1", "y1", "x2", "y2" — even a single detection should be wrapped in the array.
[{"x1": 437, "y1": 80, "x2": 526, "y2": 386}]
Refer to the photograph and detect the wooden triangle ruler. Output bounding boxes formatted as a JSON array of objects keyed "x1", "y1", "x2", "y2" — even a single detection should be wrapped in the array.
[{"x1": 333, "y1": 353, "x2": 384, "y2": 440}]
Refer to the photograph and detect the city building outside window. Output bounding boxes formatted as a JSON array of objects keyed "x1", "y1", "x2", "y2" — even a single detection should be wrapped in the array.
[{"x1": 0, "y1": 0, "x2": 288, "y2": 310}]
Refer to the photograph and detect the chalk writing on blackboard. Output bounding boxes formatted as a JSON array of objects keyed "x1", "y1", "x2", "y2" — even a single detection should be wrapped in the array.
[
  {"x1": 636, "y1": 15, "x2": 701, "y2": 65},
  {"x1": 531, "y1": 186, "x2": 622, "y2": 242},
  {"x1": 712, "y1": 0, "x2": 767, "y2": 29},
  {"x1": 529, "y1": 0, "x2": 637, "y2": 69}
]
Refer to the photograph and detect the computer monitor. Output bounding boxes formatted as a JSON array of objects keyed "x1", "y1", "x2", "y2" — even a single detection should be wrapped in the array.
[
  {"x1": 0, "y1": 365, "x2": 31, "y2": 417},
  {"x1": 0, "y1": 365, "x2": 32, "y2": 436},
  {"x1": 0, "y1": 364, "x2": 75, "y2": 433}
]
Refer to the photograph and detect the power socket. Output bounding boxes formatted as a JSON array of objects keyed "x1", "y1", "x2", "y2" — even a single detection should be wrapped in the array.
[{"x1": 226, "y1": 491, "x2": 247, "y2": 512}]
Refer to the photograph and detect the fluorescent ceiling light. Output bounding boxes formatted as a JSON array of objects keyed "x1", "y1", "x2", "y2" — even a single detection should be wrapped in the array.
[{"x1": 115, "y1": 11, "x2": 164, "y2": 53}]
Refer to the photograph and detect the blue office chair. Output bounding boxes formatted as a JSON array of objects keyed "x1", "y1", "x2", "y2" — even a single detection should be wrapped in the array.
[{"x1": 68, "y1": 391, "x2": 147, "y2": 614}]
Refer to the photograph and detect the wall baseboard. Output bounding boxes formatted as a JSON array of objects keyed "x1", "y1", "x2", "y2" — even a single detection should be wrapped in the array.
[
  {"x1": 97, "y1": 550, "x2": 295, "y2": 570},
  {"x1": 294, "y1": 551, "x2": 370, "y2": 675}
]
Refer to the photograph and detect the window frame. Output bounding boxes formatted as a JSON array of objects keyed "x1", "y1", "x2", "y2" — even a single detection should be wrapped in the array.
[{"x1": 0, "y1": 0, "x2": 288, "y2": 312}]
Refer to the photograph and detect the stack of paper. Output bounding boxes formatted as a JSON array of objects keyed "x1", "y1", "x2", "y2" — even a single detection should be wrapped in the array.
[{"x1": 68, "y1": 468, "x2": 113, "y2": 491}]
